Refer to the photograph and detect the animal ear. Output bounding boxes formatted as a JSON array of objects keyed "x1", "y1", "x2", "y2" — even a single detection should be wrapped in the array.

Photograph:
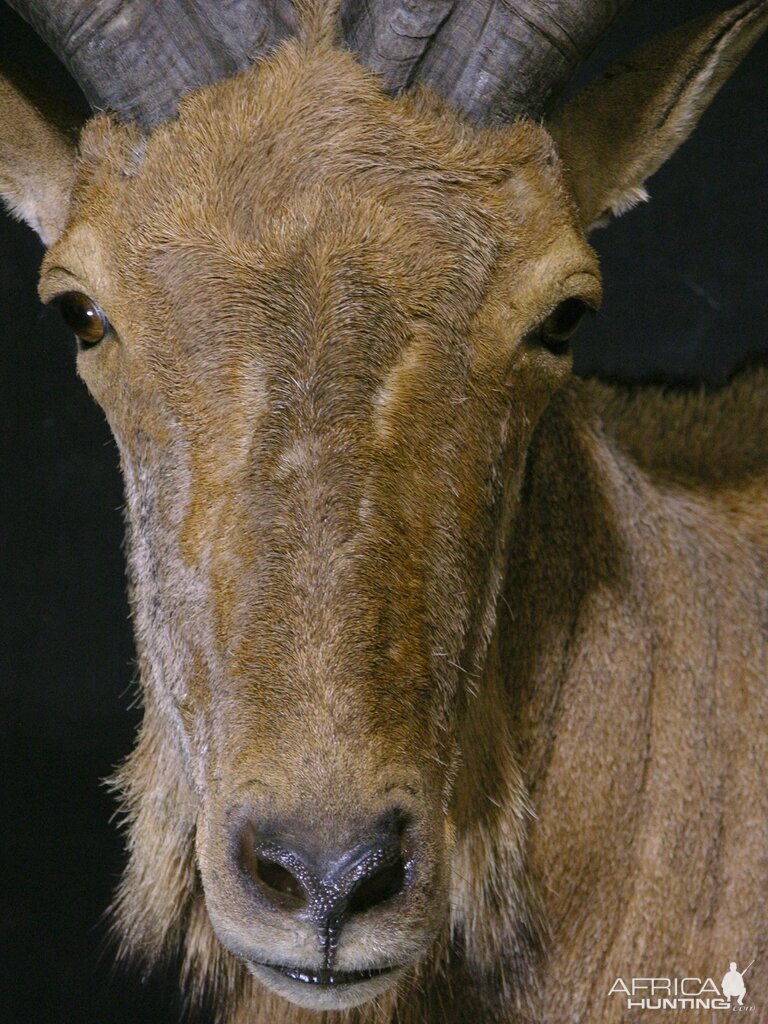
[
  {"x1": 0, "y1": 68, "x2": 80, "y2": 246},
  {"x1": 549, "y1": 1, "x2": 768, "y2": 232}
]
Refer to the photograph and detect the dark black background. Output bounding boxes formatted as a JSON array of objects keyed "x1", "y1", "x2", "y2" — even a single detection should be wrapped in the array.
[{"x1": 1, "y1": 3, "x2": 766, "y2": 1022}]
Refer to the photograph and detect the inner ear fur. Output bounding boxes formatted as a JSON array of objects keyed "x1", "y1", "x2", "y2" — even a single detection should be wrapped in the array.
[
  {"x1": 549, "y1": 0, "x2": 768, "y2": 232},
  {"x1": 0, "y1": 63, "x2": 82, "y2": 246}
]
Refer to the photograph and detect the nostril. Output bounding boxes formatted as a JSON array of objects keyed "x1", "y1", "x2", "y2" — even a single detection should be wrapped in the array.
[
  {"x1": 234, "y1": 808, "x2": 414, "y2": 921},
  {"x1": 237, "y1": 825, "x2": 311, "y2": 909},
  {"x1": 348, "y1": 854, "x2": 406, "y2": 915},
  {"x1": 255, "y1": 855, "x2": 306, "y2": 902}
]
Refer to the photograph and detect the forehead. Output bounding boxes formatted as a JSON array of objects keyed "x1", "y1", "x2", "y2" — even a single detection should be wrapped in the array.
[{"x1": 60, "y1": 40, "x2": 578, "y2": 340}]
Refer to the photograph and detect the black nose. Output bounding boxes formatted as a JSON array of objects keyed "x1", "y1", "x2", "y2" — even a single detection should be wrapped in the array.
[{"x1": 237, "y1": 810, "x2": 409, "y2": 935}]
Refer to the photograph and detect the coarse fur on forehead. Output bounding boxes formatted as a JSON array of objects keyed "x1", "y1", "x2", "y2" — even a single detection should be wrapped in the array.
[
  {"x1": 57, "y1": 33, "x2": 584, "y2": 359},
  {"x1": 74, "y1": 32, "x2": 569, "y2": 226}
]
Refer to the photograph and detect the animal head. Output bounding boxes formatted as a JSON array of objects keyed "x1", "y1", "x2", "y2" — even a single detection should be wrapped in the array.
[{"x1": 1, "y1": 0, "x2": 765, "y2": 1017}]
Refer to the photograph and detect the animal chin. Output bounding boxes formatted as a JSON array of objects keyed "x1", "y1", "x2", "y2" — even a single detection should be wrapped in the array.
[{"x1": 247, "y1": 960, "x2": 402, "y2": 1009}]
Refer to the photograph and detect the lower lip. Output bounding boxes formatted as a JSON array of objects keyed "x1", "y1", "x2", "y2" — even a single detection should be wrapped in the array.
[{"x1": 259, "y1": 963, "x2": 395, "y2": 987}]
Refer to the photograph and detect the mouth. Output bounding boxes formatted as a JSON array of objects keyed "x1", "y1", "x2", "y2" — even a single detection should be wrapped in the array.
[{"x1": 256, "y1": 962, "x2": 396, "y2": 987}]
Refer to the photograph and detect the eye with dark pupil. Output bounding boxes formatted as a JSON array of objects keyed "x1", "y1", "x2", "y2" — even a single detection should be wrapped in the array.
[
  {"x1": 540, "y1": 297, "x2": 590, "y2": 352},
  {"x1": 56, "y1": 291, "x2": 110, "y2": 347}
]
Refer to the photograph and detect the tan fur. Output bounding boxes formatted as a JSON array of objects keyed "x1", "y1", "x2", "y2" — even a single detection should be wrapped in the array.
[
  {"x1": 551, "y1": 0, "x2": 768, "y2": 230},
  {"x1": 0, "y1": 67, "x2": 78, "y2": 244},
  {"x1": 1, "y1": 5, "x2": 766, "y2": 1022}
]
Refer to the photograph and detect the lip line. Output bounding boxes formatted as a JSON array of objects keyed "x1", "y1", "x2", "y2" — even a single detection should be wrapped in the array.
[{"x1": 252, "y1": 961, "x2": 397, "y2": 987}]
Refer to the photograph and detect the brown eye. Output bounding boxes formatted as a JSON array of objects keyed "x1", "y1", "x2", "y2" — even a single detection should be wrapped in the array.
[
  {"x1": 56, "y1": 291, "x2": 110, "y2": 347},
  {"x1": 539, "y1": 297, "x2": 591, "y2": 353}
]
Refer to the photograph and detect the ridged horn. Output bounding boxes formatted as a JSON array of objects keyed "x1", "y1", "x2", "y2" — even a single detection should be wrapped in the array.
[
  {"x1": 6, "y1": 1, "x2": 636, "y2": 128},
  {"x1": 5, "y1": 0, "x2": 297, "y2": 127},
  {"x1": 342, "y1": 0, "x2": 637, "y2": 125}
]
